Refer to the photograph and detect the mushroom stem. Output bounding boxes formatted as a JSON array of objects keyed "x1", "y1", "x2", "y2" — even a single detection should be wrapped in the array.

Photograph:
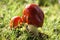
[{"x1": 24, "y1": 23, "x2": 39, "y2": 36}]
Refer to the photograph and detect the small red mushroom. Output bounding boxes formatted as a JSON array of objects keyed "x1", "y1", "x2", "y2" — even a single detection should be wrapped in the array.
[
  {"x1": 9, "y1": 16, "x2": 23, "y2": 29},
  {"x1": 22, "y1": 4, "x2": 44, "y2": 27}
]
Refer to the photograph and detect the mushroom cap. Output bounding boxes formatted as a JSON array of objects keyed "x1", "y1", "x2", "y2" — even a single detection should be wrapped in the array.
[
  {"x1": 23, "y1": 4, "x2": 44, "y2": 27},
  {"x1": 10, "y1": 16, "x2": 23, "y2": 28}
]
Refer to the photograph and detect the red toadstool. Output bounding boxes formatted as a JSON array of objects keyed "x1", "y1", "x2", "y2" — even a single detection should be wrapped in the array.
[{"x1": 10, "y1": 16, "x2": 23, "y2": 29}]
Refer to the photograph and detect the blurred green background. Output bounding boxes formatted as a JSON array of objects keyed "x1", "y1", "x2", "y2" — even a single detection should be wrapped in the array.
[{"x1": 0, "y1": 0, "x2": 60, "y2": 40}]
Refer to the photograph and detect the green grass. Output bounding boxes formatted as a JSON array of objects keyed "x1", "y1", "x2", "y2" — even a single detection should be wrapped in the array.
[{"x1": 0, "y1": 0, "x2": 60, "y2": 40}]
